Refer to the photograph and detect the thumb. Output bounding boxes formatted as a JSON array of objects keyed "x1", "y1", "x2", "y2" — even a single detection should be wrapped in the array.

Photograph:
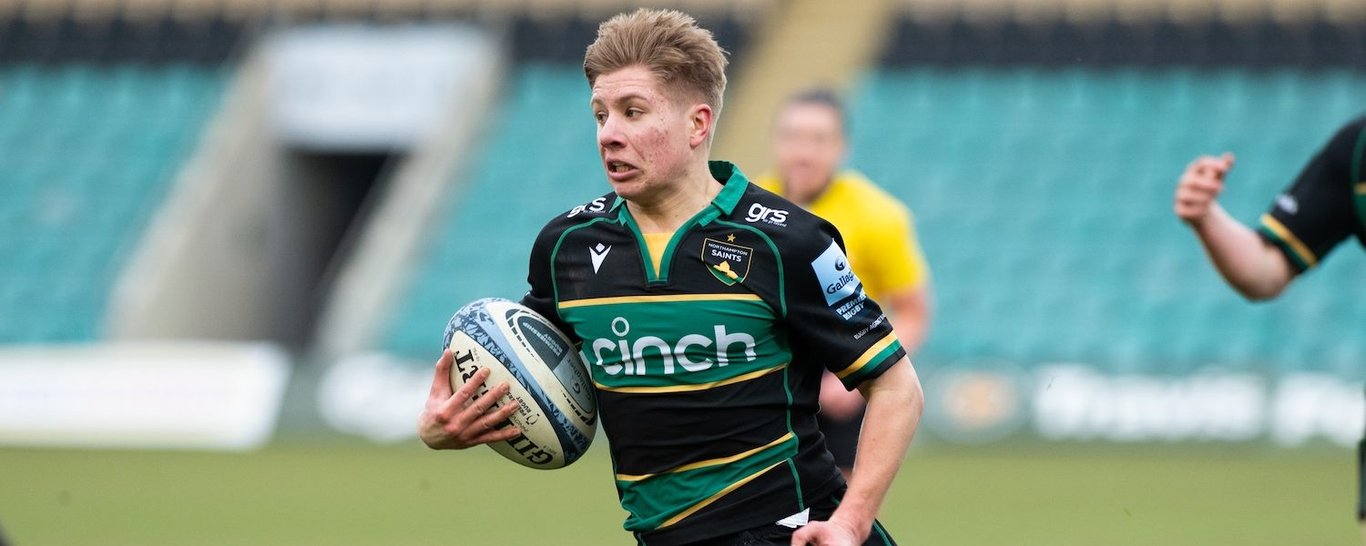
[
  {"x1": 1220, "y1": 152, "x2": 1236, "y2": 172},
  {"x1": 790, "y1": 526, "x2": 813, "y2": 546},
  {"x1": 430, "y1": 350, "x2": 455, "y2": 399}
]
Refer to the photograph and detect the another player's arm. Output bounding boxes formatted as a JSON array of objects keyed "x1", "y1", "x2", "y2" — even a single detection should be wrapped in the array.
[
  {"x1": 793, "y1": 359, "x2": 923, "y2": 545},
  {"x1": 885, "y1": 286, "x2": 930, "y2": 354},
  {"x1": 871, "y1": 203, "x2": 933, "y2": 354},
  {"x1": 1174, "y1": 153, "x2": 1294, "y2": 300},
  {"x1": 417, "y1": 350, "x2": 521, "y2": 449}
]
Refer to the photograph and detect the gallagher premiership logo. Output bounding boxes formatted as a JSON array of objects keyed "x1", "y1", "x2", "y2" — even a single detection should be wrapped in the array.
[{"x1": 811, "y1": 240, "x2": 867, "y2": 319}]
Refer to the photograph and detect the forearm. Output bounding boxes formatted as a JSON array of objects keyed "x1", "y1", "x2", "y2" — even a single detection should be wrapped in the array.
[
  {"x1": 1189, "y1": 204, "x2": 1293, "y2": 300},
  {"x1": 830, "y1": 360, "x2": 922, "y2": 536}
]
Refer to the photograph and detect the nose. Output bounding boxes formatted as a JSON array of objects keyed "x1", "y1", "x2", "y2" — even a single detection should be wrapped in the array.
[{"x1": 598, "y1": 116, "x2": 625, "y2": 150}]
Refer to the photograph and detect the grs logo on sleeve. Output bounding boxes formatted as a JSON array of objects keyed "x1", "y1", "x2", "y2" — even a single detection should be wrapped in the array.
[
  {"x1": 568, "y1": 197, "x2": 609, "y2": 218},
  {"x1": 810, "y1": 241, "x2": 867, "y2": 319},
  {"x1": 744, "y1": 203, "x2": 788, "y2": 226}
]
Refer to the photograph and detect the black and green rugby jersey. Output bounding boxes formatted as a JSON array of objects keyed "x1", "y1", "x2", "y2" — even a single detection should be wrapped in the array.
[
  {"x1": 1256, "y1": 116, "x2": 1366, "y2": 273},
  {"x1": 519, "y1": 161, "x2": 906, "y2": 545}
]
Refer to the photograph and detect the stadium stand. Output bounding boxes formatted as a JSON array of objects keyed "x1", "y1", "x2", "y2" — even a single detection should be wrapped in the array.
[
  {"x1": 847, "y1": 67, "x2": 1366, "y2": 375},
  {"x1": 0, "y1": 63, "x2": 229, "y2": 342},
  {"x1": 880, "y1": 15, "x2": 1366, "y2": 67}
]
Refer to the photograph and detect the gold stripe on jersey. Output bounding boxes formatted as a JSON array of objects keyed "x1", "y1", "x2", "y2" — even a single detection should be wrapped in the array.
[
  {"x1": 1259, "y1": 214, "x2": 1319, "y2": 268},
  {"x1": 559, "y1": 293, "x2": 763, "y2": 309},
  {"x1": 835, "y1": 333, "x2": 899, "y2": 380},
  {"x1": 615, "y1": 432, "x2": 796, "y2": 482},
  {"x1": 594, "y1": 363, "x2": 786, "y2": 394},
  {"x1": 656, "y1": 460, "x2": 787, "y2": 529}
]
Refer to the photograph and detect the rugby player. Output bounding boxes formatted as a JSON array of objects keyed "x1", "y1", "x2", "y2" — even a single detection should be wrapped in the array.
[
  {"x1": 1172, "y1": 116, "x2": 1366, "y2": 542},
  {"x1": 419, "y1": 8, "x2": 924, "y2": 546},
  {"x1": 756, "y1": 89, "x2": 932, "y2": 478}
]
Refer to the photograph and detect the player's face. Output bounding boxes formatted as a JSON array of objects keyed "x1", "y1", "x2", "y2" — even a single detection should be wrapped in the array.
[
  {"x1": 591, "y1": 65, "x2": 705, "y2": 203},
  {"x1": 773, "y1": 102, "x2": 845, "y2": 204}
]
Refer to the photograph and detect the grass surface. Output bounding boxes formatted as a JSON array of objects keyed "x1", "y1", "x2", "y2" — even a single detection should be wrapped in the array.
[{"x1": 0, "y1": 442, "x2": 1356, "y2": 545}]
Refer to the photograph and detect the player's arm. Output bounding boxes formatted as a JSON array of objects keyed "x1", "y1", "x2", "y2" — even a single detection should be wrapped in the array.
[
  {"x1": 794, "y1": 359, "x2": 922, "y2": 545},
  {"x1": 417, "y1": 350, "x2": 521, "y2": 449},
  {"x1": 779, "y1": 216, "x2": 924, "y2": 545},
  {"x1": 1174, "y1": 153, "x2": 1294, "y2": 301}
]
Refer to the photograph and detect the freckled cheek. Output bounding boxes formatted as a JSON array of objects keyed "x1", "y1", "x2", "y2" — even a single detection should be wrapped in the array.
[{"x1": 635, "y1": 126, "x2": 674, "y2": 164}]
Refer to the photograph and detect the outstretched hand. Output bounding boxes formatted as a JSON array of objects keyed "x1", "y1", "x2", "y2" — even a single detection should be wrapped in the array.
[{"x1": 1174, "y1": 153, "x2": 1236, "y2": 226}]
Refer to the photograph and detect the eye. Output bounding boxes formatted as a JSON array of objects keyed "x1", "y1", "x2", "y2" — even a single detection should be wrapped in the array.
[
  {"x1": 625, "y1": 108, "x2": 643, "y2": 118},
  {"x1": 594, "y1": 111, "x2": 607, "y2": 124}
]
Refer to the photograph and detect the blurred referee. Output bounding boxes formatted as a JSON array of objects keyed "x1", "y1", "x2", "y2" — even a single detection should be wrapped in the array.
[
  {"x1": 756, "y1": 89, "x2": 932, "y2": 478},
  {"x1": 1172, "y1": 115, "x2": 1366, "y2": 541}
]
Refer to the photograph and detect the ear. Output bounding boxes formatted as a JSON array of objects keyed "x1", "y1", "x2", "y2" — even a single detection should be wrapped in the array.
[{"x1": 687, "y1": 103, "x2": 715, "y2": 149}]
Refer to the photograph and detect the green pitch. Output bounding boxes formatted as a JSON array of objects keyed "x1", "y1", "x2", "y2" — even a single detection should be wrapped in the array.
[{"x1": 0, "y1": 442, "x2": 1354, "y2": 545}]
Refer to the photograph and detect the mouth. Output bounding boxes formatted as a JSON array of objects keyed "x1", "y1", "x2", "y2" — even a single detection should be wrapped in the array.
[{"x1": 604, "y1": 160, "x2": 639, "y2": 180}]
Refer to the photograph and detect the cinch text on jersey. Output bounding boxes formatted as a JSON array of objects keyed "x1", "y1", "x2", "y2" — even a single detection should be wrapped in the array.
[{"x1": 586, "y1": 317, "x2": 757, "y2": 376}]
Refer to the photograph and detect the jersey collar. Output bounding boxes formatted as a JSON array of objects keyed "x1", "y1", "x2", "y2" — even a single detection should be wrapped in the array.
[
  {"x1": 708, "y1": 160, "x2": 749, "y2": 216},
  {"x1": 606, "y1": 160, "x2": 751, "y2": 220}
]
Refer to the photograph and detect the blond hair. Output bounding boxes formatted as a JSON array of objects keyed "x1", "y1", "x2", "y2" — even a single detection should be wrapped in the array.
[{"x1": 583, "y1": 8, "x2": 728, "y2": 114}]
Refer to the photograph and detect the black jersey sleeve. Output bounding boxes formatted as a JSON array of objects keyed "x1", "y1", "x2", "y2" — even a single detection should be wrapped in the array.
[
  {"x1": 1255, "y1": 116, "x2": 1366, "y2": 273},
  {"x1": 778, "y1": 217, "x2": 907, "y2": 391},
  {"x1": 520, "y1": 218, "x2": 581, "y2": 344}
]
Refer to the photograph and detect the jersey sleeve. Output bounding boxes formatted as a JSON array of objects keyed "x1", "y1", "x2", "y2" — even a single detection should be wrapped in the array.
[
  {"x1": 780, "y1": 221, "x2": 907, "y2": 391},
  {"x1": 1255, "y1": 117, "x2": 1365, "y2": 273},
  {"x1": 519, "y1": 221, "x2": 580, "y2": 344}
]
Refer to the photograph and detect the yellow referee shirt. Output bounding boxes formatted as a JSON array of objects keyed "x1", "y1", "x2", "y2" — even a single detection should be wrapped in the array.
[{"x1": 755, "y1": 170, "x2": 929, "y2": 302}]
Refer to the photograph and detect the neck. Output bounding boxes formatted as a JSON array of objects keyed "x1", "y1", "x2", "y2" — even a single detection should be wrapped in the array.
[{"x1": 627, "y1": 160, "x2": 719, "y2": 233}]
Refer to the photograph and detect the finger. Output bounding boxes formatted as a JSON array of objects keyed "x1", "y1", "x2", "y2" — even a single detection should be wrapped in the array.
[
  {"x1": 1175, "y1": 186, "x2": 1214, "y2": 208},
  {"x1": 445, "y1": 367, "x2": 493, "y2": 413},
  {"x1": 1185, "y1": 154, "x2": 1223, "y2": 174},
  {"x1": 430, "y1": 350, "x2": 455, "y2": 399},
  {"x1": 1191, "y1": 157, "x2": 1230, "y2": 178},
  {"x1": 467, "y1": 394, "x2": 521, "y2": 436},
  {"x1": 1180, "y1": 176, "x2": 1223, "y2": 195},
  {"x1": 459, "y1": 380, "x2": 511, "y2": 417},
  {"x1": 486, "y1": 396, "x2": 521, "y2": 423},
  {"x1": 1220, "y1": 152, "x2": 1236, "y2": 170},
  {"x1": 1175, "y1": 192, "x2": 1214, "y2": 210},
  {"x1": 474, "y1": 423, "x2": 524, "y2": 444}
]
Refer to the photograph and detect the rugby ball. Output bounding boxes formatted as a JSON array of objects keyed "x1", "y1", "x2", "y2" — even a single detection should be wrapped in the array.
[{"x1": 443, "y1": 298, "x2": 597, "y2": 469}]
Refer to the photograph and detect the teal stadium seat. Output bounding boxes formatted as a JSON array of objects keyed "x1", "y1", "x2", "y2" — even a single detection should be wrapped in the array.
[
  {"x1": 848, "y1": 68, "x2": 1366, "y2": 376},
  {"x1": 0, "y1": 64, "x2": 227, "y2": 343}
]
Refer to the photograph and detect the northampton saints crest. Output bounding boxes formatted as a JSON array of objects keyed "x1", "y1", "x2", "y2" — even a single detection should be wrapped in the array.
[{"x1": 701, "y1": 235, "x2": 753, "y2": 286}]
